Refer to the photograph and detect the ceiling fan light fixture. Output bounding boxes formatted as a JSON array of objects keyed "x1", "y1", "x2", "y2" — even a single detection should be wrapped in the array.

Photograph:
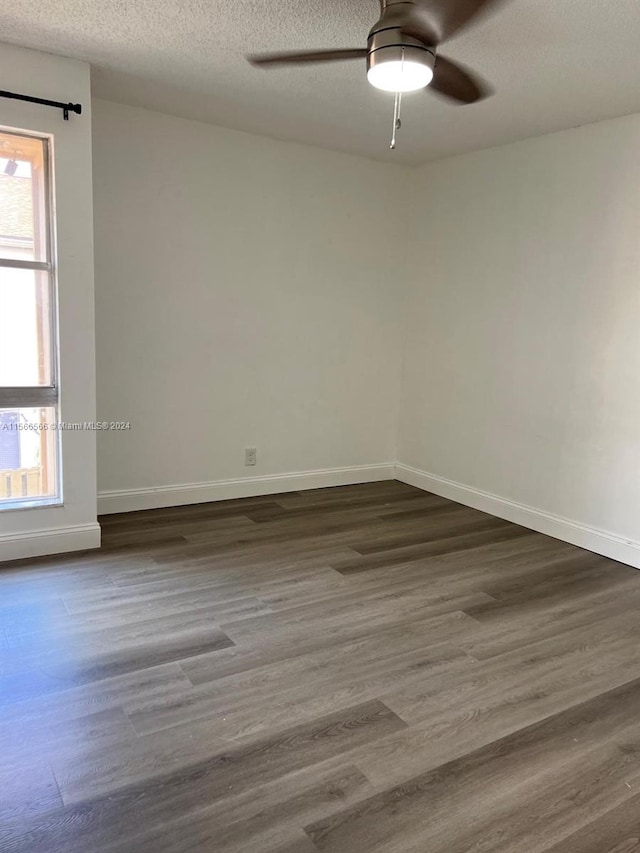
[
  {"x1": 367, "y1": 59, "x2": 433, "y2": 92},
  {"x1": 367, "y1": 45, "x2": 435, "y2": 93}
]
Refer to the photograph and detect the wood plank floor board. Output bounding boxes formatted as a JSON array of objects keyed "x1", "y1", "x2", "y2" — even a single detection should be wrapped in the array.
[
  {"x1": 178, "y1": 506, "x2": 401, "y2": 544},
  {"x1": 94, "y1": 515, "x2": 258, "y2": 549},
  {"x1": 179, "y1": 609, "x2": 476, "y2": 690},
  {"x1": 465, "y1": 559, "x2": 636, "y2": 618},
  {"x1": 358, "y1": 632, "x2": 640, "y2": 789},
  {"x1": 50, "y1": 711, "x2": 233, "y2": 805},
  {"x1": 0, "y1": 762, "x2": 63, "y2": 823},
  {"x1": 97, "y1": 495, "x2": 299, "y2": 530},
  {"x1": 127, "y1": 542, "x2": 359, "y2": 576},
  {"x1": 330, "y1": 531, "x2": 578, "y2": 586},
  {"x1": 458, "y1": 575, "x2": 640, "y2": 660},
  {"x1": 98, "y1": 506, "x2": 265, "y2": 532},
  {"x1": 186, "y1": 610, "x2": 479, "y2": 687},
  {"x1": 0, "y1": 611, "x2": 235, "y2": 698},
  {"x1": 182, "y1": 617, "x2": 473, "y2": 689},
  {"x1": 332, "y1": 524, "x2": 534, "y2": 574},
  {"x1": 0, "y1": 661, "x2": 193, "y2": 730},
  {"x1": 1, "y1": 699, "x2": 404, "y2": 853},
  {"x1": 0, "y1": 706, "x2": 136, "y2": 771},
  {"x1": 63, "y1": 565, "x2": 284, "y2": 605},
  {"x1": 0, "y1": 575, "x2": 116, "y2": 609},
  {"x1": 255, "y1": 547, "x2": 597, "y2": 616},
  {"x1": 1, "y1": 481, "x2": 638, "y2": 852},
  {"x1": 349, "y1": 511, "x2": 514, "y2": 555},
  {"x1": 127, "y1": 640, "x2": 470, "y2": 741},
  {"x1": 271, "y1": 482, "x2": 417, "y2": 510},
  {"x1": 0, "y1": 598, "x2": 71, "y2": 636},
  {"x1": 101, "y1": 763, "x2": 373, "y2": 853},
  {"x1": 242, "y1": 491, "x2": 450, "y2": 523},
  {"x1": 304, "y1": 676, "x2": 640, "y2": 853},
  {"x1": 57, "y1": 592, "x2": 271, "y2": 633},
  {"x1": 105, "y1": 554, "x2": 352, "y2": 590},
  {"x1": 541, "y1": 792, "x2": 640, "y2": 853},
  {"x1": 217, "y1": 589, "x2": 487, "y2": 646}
]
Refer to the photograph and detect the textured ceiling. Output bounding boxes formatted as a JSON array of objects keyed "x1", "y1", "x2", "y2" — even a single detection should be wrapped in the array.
[{"x1": 0, "y1": 0, "x2": 639, "y2": 164}]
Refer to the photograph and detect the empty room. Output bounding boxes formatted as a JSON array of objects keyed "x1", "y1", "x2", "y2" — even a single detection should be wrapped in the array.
[{"x1": 1, "y1": 0, "x2": 639, "y2": 850}]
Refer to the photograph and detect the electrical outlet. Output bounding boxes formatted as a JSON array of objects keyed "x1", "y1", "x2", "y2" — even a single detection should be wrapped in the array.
[{"x1": 245, "y1": 447, "x2": 257, "y2": 466}]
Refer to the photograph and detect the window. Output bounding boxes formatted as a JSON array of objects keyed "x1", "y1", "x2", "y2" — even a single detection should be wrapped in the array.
[{"x1": 0, "y1": 129, "x2": 60, "y2": 509}]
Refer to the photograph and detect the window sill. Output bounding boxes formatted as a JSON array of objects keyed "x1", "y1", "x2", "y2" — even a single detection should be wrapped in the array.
[{"x1": 0, "y1": 497, "x2": 63, "y2": 513}]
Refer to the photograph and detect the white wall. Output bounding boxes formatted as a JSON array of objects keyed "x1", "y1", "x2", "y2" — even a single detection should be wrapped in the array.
[
  {"x1": 398, "y1": 114, "x2": 640, "y2": 565},
  {"x1": 0, "y1": 43, "x2": 98, "y2": 560},
  {"x1": 93, "y1": 100, "x2": 408, "y2": 511},
  {"x1": 94, "y1": 103, "x2": 640, "y2": 566}
]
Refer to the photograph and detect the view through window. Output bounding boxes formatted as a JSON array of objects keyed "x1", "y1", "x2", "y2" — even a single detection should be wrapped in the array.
[{"x1": 0, "y1": 129, "x2": 60, "y2": 508}]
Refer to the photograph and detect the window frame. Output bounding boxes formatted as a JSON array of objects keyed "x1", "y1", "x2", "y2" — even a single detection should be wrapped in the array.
[{"x1": 0, "y1": 127, "x2": 62, "y2": 509}]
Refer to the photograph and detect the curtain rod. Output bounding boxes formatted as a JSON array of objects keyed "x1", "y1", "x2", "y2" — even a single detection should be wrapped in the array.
[{"x1": 0, "y1": 90, "x2": 82, "y2": 120}]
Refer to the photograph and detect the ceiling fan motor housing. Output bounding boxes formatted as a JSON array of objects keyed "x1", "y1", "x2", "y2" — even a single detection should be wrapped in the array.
[
  {"x1": 368, "y1": 0, "x2": 437, "y2": 84},
  {"x1": 366, "y1": 27, "x2": 436, "y2": 79}
]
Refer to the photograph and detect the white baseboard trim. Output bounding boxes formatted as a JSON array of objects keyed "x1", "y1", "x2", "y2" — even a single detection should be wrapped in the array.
[
  {"x1": 97, "y1": 463, "x2": 396, "y2": 515},
  {"x1": 395, "y1": 463, "x2": 640, "y2": 570},
  {"x1": 0, "y1": 523, "x2": 101, "y2": 563}
]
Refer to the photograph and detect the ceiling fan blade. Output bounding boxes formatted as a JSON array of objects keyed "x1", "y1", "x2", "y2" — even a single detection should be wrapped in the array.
[
  {"x1": 429, "y1": 55, "x2": 492, "y2": 104},
  {"x1": 249, "y1": 49, "x2": 367, "y2": 68},
  {"x1": 401, "y1": 0, "x2": 508, "y2": 45}
]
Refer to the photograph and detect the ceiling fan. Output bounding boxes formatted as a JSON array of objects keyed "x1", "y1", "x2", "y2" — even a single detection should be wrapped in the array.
[{"x1": 248, "y1": 0, "x2": 507, "y2": 105}]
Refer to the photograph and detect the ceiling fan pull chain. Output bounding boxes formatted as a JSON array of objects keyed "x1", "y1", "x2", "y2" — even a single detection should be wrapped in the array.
[
  {"x1": 390, "y1": 90, "x2": 402, "y2": 149},
  {"x1": 390, "y1": 50, "x2": 404, "y2": 150}
]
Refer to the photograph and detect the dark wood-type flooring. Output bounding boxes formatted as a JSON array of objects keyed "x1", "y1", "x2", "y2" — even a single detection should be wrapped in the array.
[{"x1": 1, "y1": 481, "x2": 640, "y2": 852}]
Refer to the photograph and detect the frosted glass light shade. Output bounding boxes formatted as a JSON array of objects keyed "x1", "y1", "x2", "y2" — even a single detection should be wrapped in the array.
[{"x1": 367, "y1": 59, "x2": 434, "y2": 93}]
